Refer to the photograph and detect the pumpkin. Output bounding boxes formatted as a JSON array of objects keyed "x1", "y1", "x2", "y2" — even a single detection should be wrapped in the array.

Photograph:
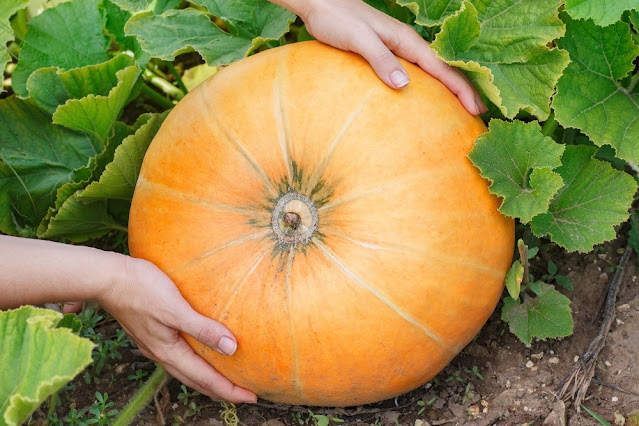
[{"x1": 128, "y1": 41, "x2": 514, "y2": 407}]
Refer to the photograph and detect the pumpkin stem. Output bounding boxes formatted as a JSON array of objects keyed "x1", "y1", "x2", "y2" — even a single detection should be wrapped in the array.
[{"x1": 284, "y1": 212, "x2": 301, "y2": 230}]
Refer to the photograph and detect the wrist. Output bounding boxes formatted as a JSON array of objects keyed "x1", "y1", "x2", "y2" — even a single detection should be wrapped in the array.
[{"x1": 269, "y1": 0, "x2": 316, "y2": 21}]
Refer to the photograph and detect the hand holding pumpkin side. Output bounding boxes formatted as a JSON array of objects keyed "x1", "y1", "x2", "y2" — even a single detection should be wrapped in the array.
[
  {"x1": 269, "y1": 0, "x2": 487, "y2": 115},
  {"x1": 0, "y1": 236, "x2": 257, "y2": 404}
]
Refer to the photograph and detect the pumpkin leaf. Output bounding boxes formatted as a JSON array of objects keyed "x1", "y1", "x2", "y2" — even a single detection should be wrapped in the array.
[
  {"x1": 501, "y1": 283, "x2": 573, "y2": 345},
  {"x1": 0, "y1": 0, "x2": 29, "y2": 96},
  {"x1": 430, "y1": 0, "x2": 570, "y2": 119},
  {"x1": 552, "y1": 15, "x2": 639, "y2": 165},
  {"x1": 0, "y1": 306, "x2": 93, "y2": 426},
  {"x1": 124, "y1": 2, "x2": 295, "y2": 66},
  {"x1": 40, "y1": 113, "x2": 167, "y2": 241},
  {"x1": 27, "y1": 54, "x2": 140, "y2": 141},
  {"x1": 530, "y1": 146, "x2": 638, "y2": 253},
  {"x1": 395, "y1": 0, "x2": 464, "y2": 27},
  {"x1": 36, "y1": 122, "x2": 134, "y2": 239},
  {"x1": 109, "y1": 0, "x2": 181, "y2": 13},
  {"x1": 103, "y1": 0, "x2": 151, "y2": 65},
  {"x1": 0, "y1": 97, "x2": 102, "y2": 237},
  {"x1": 11, "y1": 0, "x2": 110, "y2": 98},
  {"x1": 80, "y1": 112, "x2": 168, "y2": 201},
  {"x1": 468, "y1": 120, "x2": 565, "y2": 223},
  {"x1": 564, "y1": 0, "x2": 639, "y2": 27}
]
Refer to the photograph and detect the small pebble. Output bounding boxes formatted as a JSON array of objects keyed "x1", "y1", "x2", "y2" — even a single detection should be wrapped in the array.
[
  {"x1": 612, "y1": 396, "x2": 619, "y2": 402},
  {"x1": 618, "y1": 304, "x2": 631, "y2": 312},
  {"x1": 505, "y1": 380, "x2": 511, "y2": 389},
  {"x1": 531, "y1": 352, "x2": 544, "y2": 360},
  {"x1": 548, "y1": 357, "x2": 560, "y2": 365},
  {"x1": 605, "y1": 360, "x2": 612, "y2": 367},
  {"x1": 526, "y1": 360, "x2": 534, "y2": 368},
  {"x1": 574, "y1": 355, "x2": 580, "y2": 362}
]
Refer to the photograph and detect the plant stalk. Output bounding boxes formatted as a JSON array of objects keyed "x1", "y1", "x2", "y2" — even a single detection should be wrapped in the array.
[
  {"x1": 140, "y1": 84, "x2": 175, "y2": 110},
  {"x1": 627, "y1": 72, "x2": 639, "y2": 93},
  {"x1": 541, "y1": 112, "x2": 559, "y2": 138},
  {"x1": 111, "y1": 365, "x2": 168, "y2": 426},
  {"x1": 166, "y1": 61, "x2": 188, "y2": 94},
  {"x1": 143, "y1": 68, "x2": 184, "y2": 100}
]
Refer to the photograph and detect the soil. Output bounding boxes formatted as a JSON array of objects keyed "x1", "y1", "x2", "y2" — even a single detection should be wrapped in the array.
[{"x1": 39, "y1": 234, "x2": 639, "y2": 426}]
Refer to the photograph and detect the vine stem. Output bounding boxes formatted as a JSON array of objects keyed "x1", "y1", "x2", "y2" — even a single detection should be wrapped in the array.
[
  {"x1": 541, "y1": 111, "x2": 559, "y2": 137},
  {"x1": 166, "y1": 61, "x2": 188, "y2": 94},
  {"x1": 140, "y1": 84, "x2": 175, "y2": 110},
  {"x1": 627, "y1": 71, "x2": 639, "y2": 93},
  {"x1": 111, "y1": 366, "x2": 168, "y2": 426},
  {"x1": 143, "y1": 68, "x2": 184, "y2": 100}
]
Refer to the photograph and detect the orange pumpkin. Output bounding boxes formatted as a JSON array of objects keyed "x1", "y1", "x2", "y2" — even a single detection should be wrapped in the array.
[{"x1": 128, "y1": 41, "x2": 514, "y2": 407}]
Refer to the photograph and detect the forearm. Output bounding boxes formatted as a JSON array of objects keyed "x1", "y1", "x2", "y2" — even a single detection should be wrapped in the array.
[{"x1": 0, "y1": 235, "x2": 125, "y2": 310}]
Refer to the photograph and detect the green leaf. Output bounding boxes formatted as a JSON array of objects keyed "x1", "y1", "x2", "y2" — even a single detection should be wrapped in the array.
[
  {"x1": 553, "y1": 15, "x2": 639, "y2": 165},
  {"x1": 41, "y1": 113, "x2": 167, "y2": 241},
  {"x1": 27, "y1": 54, "x2": 140, "y2": 141},
  {"x1": 193, "y1": 0, "x2": 296, "y2": 40},
  {"x1": 468, "y1": 120, "x2": 565, "y2": 223},
  {"x1": 430, "y1": 0, "x2": 569, "y2": 119},
  {"x1": 36, "y1": 122, "x2": 134, "y2": 239},
  {"x1": 554, "y1": 275, "x2": 574, "y2": 291},
  {"x1": 396, "y1": 0, "x2": 464, "y2": 27},
  {"x1": 110, "y1": 0, "x2": 181, "y2": 13},
  {"x1": 0, "y1": 306, "x2": 93, "y2": 426},
  {"x1": 125, "y1": 4, "x2": 295, "y2": 66},
  {"x1": 501, "y1": 283, "x2": 573, "y2": 344},
  {"x1": 103, "y1": 0, "x2": 151, "y2": 65},
  {"x1": 81, "y1": 112, "x2": 168, "y2": 201},
  {"x1": 12, "y1": 0, "x2": 110, "y2": 98},
  {"x1": 57, "y1": 314, "x2": 83, "y2": 334},
  {"x1": 52, "y1": 65, "x2": 140, "y2": 142},
  {"x1": 547, "y1": 259, "x2": 558, "y2": 276},
  {"x1": 505, "y1": 260, "x2": 524, "y2": 299},
  {"x1": 0, "y1": 0, "x2": 29, "y2": 95},
  {"x1": 0, "y1": 97, "x2": 101, "y2": 236},
  {"x1": 531, "y1": 146, "x2": 638, "y2": 253},
  {"x1": 565, "y1": 0, "x2": 639, "y2": 27}
]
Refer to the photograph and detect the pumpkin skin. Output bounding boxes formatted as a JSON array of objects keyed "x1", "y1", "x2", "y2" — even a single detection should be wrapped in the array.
[{"x1": 128, "y1": 41, "x2": 514, "y2": 407}]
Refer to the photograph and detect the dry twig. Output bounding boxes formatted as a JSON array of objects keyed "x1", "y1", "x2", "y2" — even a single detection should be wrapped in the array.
[{"x1": 555, "y1": 246, "x2": 633, "y2": 410}]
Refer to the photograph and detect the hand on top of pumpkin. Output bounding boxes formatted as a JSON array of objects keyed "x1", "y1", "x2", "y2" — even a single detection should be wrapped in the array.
[{"x1": 270, "y1": 0, "x2": 487, "y2": 116}]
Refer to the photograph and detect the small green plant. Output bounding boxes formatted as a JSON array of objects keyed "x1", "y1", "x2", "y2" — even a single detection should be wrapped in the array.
[
  {"x1": 86, "y1": 392, "x2": 119, "y2": 425},
  {"x1": 461, "y1": 383, "x2": 475, "y2": 404},
  {"x1": 416, "y1": 396, "x2": 437, "y2": 414},
  {"x1": 464, "y1": 365, "x2": 484, "y2": 380},
  {"x1": 177, "y1": 384, "x2": 201, "y2": 406},
  {"x1": 127, "y1": 369, "x2": 149, "y2": 386},
  {"x1": 580, "y1": 405, "x2": 611, "y2": 426}
]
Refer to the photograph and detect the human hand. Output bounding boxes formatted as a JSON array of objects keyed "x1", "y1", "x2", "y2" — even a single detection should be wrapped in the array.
[
  {"x1": 98, "y1": 256, "x2": 257, "y2": 403},
  {"x1": 271, "y1": 0, "x2": 486, "y2": 115}
]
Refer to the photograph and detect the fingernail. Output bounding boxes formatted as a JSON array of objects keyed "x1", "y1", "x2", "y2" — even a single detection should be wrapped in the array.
[
  {"x1": 218, "y1": 336, "x2": 237, "y2": 356},
  {"x1": 390, "y1": 69, "x2": 409, "y2": 88}
]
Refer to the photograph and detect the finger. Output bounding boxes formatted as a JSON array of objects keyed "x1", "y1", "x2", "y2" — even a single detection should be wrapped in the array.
[
  {"x1": 162, "y1": 339, "x2": 257, "y2": 403},
  {"x1": 377, "y1": 24, "x2": 486, "y2": 115},
  {"x1": 170, "y1": 303, "x2": 238, "y2": 356},
  {"x1": 346, "y1": 25, "x2": 411, "y2": 89},
  {"x1": 62, "y1": 301, "x2": 83, "y2": 314}
]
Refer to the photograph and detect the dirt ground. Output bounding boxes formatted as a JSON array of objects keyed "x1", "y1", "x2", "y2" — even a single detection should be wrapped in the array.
[{"x1": 45, "y1": 234, "x2": 639, "y2": 426}]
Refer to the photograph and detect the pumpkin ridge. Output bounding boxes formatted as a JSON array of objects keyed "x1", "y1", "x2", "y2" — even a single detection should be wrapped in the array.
[
  {"x1": 166, "y1": 229, "x2": 272, "y2": 275},
  {"x1": 273, "y1": 75, "x2": 294, "y2": 187},
  {"x1": 283, "y1": 246, "x2": 306, "y2": 401},
  {"x1": 303, "y1": 90, "x2": 374, "y2": 198},
  {"x1": 197, "y1": 92, "x2": 279, "y2": 198},
  {"x1": 318, "y1": 230, "x2": 411, "y2": 253},
  {"x1": 312, "y1": 238, "x2": 445, "y2": 346},
  {"x1": 216, "y1": 247, "x2": 271, "y2": 321},
  {"x1": 135, "y1": 176, "x2": 269, "y2": 218}
]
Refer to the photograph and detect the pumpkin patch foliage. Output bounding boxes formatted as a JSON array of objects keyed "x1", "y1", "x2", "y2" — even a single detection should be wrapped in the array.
[{"x1": 1, "y1": 0, "x2": 638, "y2": 416}]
